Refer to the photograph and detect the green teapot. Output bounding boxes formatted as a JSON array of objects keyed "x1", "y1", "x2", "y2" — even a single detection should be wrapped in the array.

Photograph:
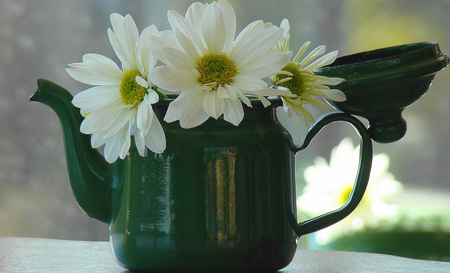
[{"x1": 30, "y1": 41, "x2": 447, "y2": 272}]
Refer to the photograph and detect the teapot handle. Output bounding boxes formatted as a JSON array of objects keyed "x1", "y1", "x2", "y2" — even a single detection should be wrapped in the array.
[{"x1": 289, "y1": 112, "x2": 373, "y2": 237}]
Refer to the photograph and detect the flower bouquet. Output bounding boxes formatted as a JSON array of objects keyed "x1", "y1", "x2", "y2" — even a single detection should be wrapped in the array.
[{"x1": 66, "y1": 0, "x2": 345, "y2": 163}]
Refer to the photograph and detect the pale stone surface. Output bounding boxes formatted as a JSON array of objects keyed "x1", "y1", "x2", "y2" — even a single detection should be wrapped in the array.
[{"x1": 1, "y1": 237, "x2": 450, "y2": 273}]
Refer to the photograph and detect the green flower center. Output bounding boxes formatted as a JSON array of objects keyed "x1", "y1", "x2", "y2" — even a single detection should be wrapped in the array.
[
  {"x1": 196, "y1": 54, "x2": 237, "y2": 87},
  {"x1": 120, "y1": 70, "x2": 147, "y2": 108},
  {"x1": 274, "y1": 62, "x2": 304, "y2": 96}
]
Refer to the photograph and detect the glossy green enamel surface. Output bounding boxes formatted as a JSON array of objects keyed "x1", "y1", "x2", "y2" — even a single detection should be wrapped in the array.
[
  {"x1": 315, "y1": 41, "x2": 449, "y2": 143},
  {"x1": 30, "y1": 79, "x2": 372, "y2": 272},
  {"x1": 109, "y1": 102, "x2": 298, "y2": 272}
]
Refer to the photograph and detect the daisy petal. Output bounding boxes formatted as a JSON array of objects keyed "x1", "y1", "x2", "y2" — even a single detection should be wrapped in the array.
[
  {"x1": 313, "y1": 76, "x2": 345, "y2": 86},
  {"x1": 148, "y1": 30, "x2": 183, "y2": 65},
  {"x1": 135, "y1": 75, "x2": 148, "y2": 88},
  {"x1": 185, "y1": 2, "x2": 207, "y2": 32},
  {"x1": 168, "y1": 10, "x2": 205, "y2": 55},
  {"x1": 104, "y1": 134, "x2": 121, "y2": 163},
  {"x1": 119, "y1": 125, "x2": 133, "y2": 159},
  {"x1": 202, "y1": 2, "x2": 226, "y2": 54},
  {"x1": 231, "y1": 27, "x2": 283, "y2": 64},
  {"x1": 66, "y1": 54, "x2": 123, "y2": 86},
  {"x1": 137, "y1": 25, "x2": 159, "y2": 76},
  {"x1": 140, "y1": 24, "x2": 159, "y2": 40},
  {"x1": 231, "y1": 20, "x2": 264, "y2": 56},
  {"x1": 144, "y1": 117, "x2": 166, "y2": 154},
  {"x1": 84, "y1": 109, "x2": 113, "y2": 134},
  {"x1": 217, "y1": 84, "x2": 237, "y2": 100},
  {"x1": 148, "y1": 35, "x2": 172, "y2": 65},
  {"x1": 281, "y1": 96, "x2": 294, "y2": 117},
  {"x1": 254, "y1": 95, "x2": 271, "y2": 107},
  {"x1": 288, "y1": 102, "x2": 315, "y2": 126},
  {"x1": 218, "y1": 0, "x2": 236, "y2": 52},
  {"x1": 161, "y1": 47, "x2": 196, "y2": 72},
  {"x1": 304, "y1": 50, "x2": 339, "y2": 71},
  {"x1": 146, "y1": 90, "x2": 160, "y2": 104},
  {"x1": 179, "y1": 90, "x2": 210, "y2": 128},
  {"x1": 104, "y1": 124, "x2": 131, "y2": 163},
  {"x1": 72, "y1": 85, "x2": 119, "y2": 109},
  {"x1": 300, "y1": 45, "x2": 326, "y2": 67},
  {"x1": 103, "y1": 142, "x2": 119, "y2": 163},
  {"x1": 174, "y1": 29, "x2": 200, "y2": 60},
  {"x1": 223, "y1": 84, "x2": 238, "y2": 100},
  {"x1": 230, "y1": 86, "x2": 252, "y2": 107},
  {"x1": 136, "y1": 102, "x2": 149, "y2": 132},
  {"x1": 308, "y1": 97, "x2": 331, "y2": 111},
  {"x1": 232, "y1": 75, "x2": 268, "y2": 92},
  {"x1": 108, "y1": 29, "x2": 131, "y2": 70},
  {"x1": 80, "y1": 103, "x2": 125, "y2": 134},
  {"x1": 159, "y1": 30, "x2": 182, "y2": 50},
  {"x1": 103, "y1": 109, "x2": 134, "y2": 138},
  {"x1": 324, "y1": 89, "x2": 346, "y2": 102},
  {"x1": 217, "y1": 84, "x2": 230, "y2": 99},
  {"x1": 119, "y1": 14, "x2": 139, "y2": 69},
  {"x1": 150, "y1": 66, "x2": 200, "y2": 92},
  {"x1": 108, "y1": 14, "x2": 139, "y2": 71},
  {"x1": 82, "y1": 54, "x2": 123, "y2": 80},
  {"x1": 202, "y1": 90, "x2": 225, "y2": 119},
  {"x1": 246, "y1": 87, "x2": 291, "y2": 97},
  {"x1": 223, "y1": 97, "x2": 244, "y2": 126},
  {"x1": 239, "y1": 50, "x2": 291, "y2": 78},
  {"x1": 293, "y1": 41, "x2": 311, "y2": 62},
  {"x1": 134, "y1": 127, "x2": 146, "y2": 156},
  {"x1": 66, "y1": 67, "x2": 116, "y2": 86},
  {"x1": 164, "y1": 92, "x2": 191, "y2": 123},
  {"x1": 91, "y1": 131, "x2": 107, "y2": 148},
  {"x1": 280, "y1": 18, "x2": 290, "y2": 37}
]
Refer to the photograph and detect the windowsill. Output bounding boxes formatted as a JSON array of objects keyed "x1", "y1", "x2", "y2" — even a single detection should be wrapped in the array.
[{"x1": 1, "y1": 236, "x2": 449, "y2": 272}]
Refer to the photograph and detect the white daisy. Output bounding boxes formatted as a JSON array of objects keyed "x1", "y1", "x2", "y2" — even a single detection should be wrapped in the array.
[
  {"x1": 66, "y1": 13, "x2": 166, "y2": 163},
  {"x1": 149, "y1": 0, "x2": 292, "y2": 129},
  {"x1": 298, "y1": 138, "x2": 403, "y2": 244},
  {"x1": 271, "y1": 19, "x2": 346, "y2": 127}
]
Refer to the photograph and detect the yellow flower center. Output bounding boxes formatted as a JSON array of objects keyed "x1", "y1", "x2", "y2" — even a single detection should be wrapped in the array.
[
  {"x1": 338, "y1": 184, "x2": 354, "y2": 206},
  {"x1": 196, "y1": 54, "x2": 237, "y2": 87},
  {"x1": 120, "y1": 70, "x2": 147, "y2": 108},
  {"x1": 274, "y1": 62, "x2": 305, "y2": 96},
  {"x1": 339, "y1": 184, "x2": 368, "y2": 207}
]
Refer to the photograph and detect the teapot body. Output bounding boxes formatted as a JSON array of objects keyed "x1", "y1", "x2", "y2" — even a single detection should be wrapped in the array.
[
  {"x1": 31, "y1": 79, "x2": 374, "y2": 272},
  {"x1": 109, "y1": 102, "x2": 299, "y2": 272}
]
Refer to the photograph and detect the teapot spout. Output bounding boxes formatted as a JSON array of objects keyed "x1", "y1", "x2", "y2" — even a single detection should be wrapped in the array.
[{"x1": 30, "y1": 78, "x2": 113, "y2": 224}]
